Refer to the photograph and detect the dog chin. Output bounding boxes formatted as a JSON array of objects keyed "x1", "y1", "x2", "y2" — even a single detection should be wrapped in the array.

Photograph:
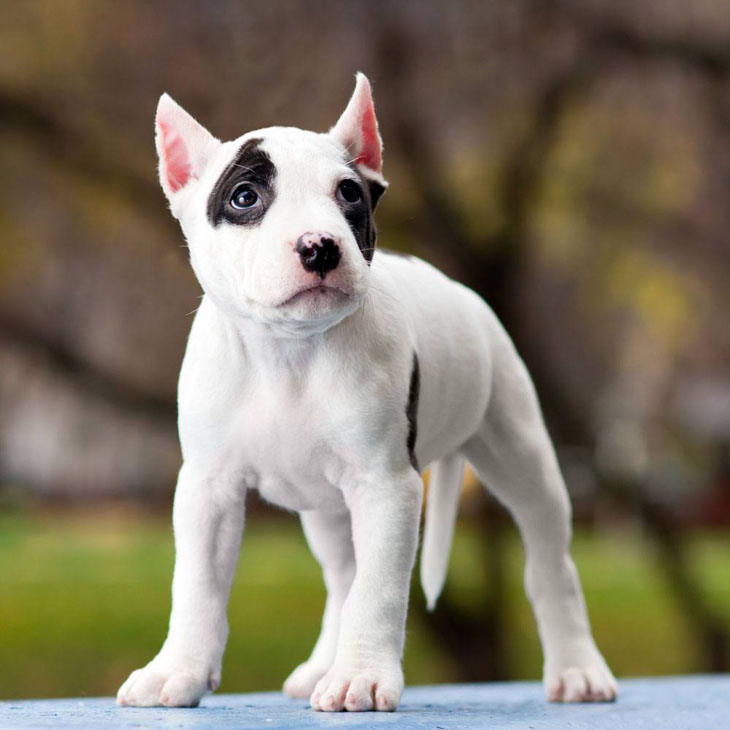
[
  {"x1": 281, "y1": 283, "x2": 348, "y2": 306},
  {"x1": 243, "y1": 284, "x2": 363, "y2": 332}
]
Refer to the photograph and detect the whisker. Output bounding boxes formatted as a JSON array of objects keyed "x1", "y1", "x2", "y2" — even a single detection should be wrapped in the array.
[
  {"x1": 367, "y1": 284, "x2": 400, "y2": 304},
  {"x1": 184, "y1": 294, "x2": 205, "y2": 317}
]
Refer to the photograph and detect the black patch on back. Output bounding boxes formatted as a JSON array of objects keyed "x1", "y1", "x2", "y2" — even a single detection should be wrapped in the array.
[
  {"x1": 206, "y1": 138, "x2": 276, "y2": 227},
  {"x1": 406, "y1": 352, "x2": 420, "y2": 470},
  {"x1": 339, "y1": 164, "x2": 384, "y2": 264}
]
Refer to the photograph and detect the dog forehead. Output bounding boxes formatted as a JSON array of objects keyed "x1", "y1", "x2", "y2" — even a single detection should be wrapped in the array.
[{"x1": 222, "y1": 126, "x2": 348, "y2": 184}]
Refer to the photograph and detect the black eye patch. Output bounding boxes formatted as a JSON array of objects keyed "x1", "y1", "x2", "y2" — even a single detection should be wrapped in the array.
[
  {"x1": 339, "y1": 164, "x2": 383, "y2": 264},
  {"x1": 207, "y1": 138, "x2": 276, "y2": 227}
]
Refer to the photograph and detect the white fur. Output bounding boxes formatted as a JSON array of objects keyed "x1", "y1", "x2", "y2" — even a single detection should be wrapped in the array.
[{"x1": 116, "y1": 75, "x2": 617, "y2": 712}]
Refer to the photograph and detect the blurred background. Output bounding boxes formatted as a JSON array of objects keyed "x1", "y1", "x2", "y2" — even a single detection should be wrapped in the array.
[{"x1": 1, "y1": 0, "x2": 729, "y2": 700}]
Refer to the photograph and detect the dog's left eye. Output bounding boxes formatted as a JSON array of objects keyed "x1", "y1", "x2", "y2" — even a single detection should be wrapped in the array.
[
  {"x1": 336, "y1": 180, "x2": 363, "y2": 204},
  {"x1": 230, "y1": 184, "x2": 260, "y2": 210}
]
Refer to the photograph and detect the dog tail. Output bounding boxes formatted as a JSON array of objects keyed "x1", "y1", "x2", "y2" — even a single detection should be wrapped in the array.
[{"x1": 420, "y1": 453, "x2": 465, "y2": 611}]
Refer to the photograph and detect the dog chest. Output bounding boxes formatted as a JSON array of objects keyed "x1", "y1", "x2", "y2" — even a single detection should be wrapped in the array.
[{"x1": 228, "y1": 376, "x2": 355, "y2": 511}]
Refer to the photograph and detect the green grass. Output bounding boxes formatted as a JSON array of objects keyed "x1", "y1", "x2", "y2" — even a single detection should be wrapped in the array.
[{"x1": 0, "y1": 509, "x2": 728, "y2": 699}]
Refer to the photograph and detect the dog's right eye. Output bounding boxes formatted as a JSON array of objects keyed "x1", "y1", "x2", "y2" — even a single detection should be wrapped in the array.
[{"x1": 230, "y1": 184, "x2": 260, "y2": 210}]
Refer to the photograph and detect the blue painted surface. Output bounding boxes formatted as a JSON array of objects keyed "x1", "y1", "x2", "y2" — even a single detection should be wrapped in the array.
[{"x1": 1, "y1": 677, "x2": 728, "y2": 730}]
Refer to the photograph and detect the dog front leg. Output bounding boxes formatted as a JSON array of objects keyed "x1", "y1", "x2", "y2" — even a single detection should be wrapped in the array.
[
  {"x1": 310, "y1": 470, "x2": 422, "y2": 712},
  {"x1": 117, "y1": 464, "x2": 244, "y2": 707}
]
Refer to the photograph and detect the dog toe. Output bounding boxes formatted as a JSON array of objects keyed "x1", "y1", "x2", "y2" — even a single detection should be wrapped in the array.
[
  {"x1": 310, "y1": 663, "x2": 402, "y2": 713},
  {"x1": 117, "y1": 662, "x2": 210, "y2": 708},
  {"x1": 545, "y1": 656, "x2": 618, "y2": 703}
]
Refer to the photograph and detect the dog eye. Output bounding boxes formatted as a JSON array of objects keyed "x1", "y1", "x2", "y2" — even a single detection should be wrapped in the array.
[
  {"x1": 230, "y1": 184, "x2": 260, "y2": 210},
  {"x1": 336, "y1": 180, "x2": 362, "y2": 204}
]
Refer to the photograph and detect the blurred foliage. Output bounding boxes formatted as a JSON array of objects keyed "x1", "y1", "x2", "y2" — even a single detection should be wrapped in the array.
[{"x1": 1, "y1": 0, "x2": 729, "y2": 498}]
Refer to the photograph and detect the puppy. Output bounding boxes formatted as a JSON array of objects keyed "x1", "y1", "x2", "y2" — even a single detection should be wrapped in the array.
[{"x1": 116, "y1": 73, "x2": 617, "y2": 712}]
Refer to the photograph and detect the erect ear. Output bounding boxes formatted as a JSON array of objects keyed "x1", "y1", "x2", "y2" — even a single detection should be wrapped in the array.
[
  {"x1": 155, "y1": 93, "x2": 219, "y2": 205},
  {"x1": 330, "y1": 73, "x2": 387, "y2": 195}
]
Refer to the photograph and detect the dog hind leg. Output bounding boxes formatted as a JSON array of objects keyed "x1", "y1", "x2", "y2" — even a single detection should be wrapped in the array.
[
  {"x1": 460, "y1": 337, "x2": 617, "y2": 702},
  {"x1": 283, "y1": 507, "x2": 355, "y2": 698}
]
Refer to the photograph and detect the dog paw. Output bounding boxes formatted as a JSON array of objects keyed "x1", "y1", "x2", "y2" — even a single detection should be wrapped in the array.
[
  {"x1": 116, "y1": 660, "x2": 216, "y2": 707},
  {"x1": 310, "y1": 662, "x2": 403, "y2": 712},
  {"x1": 544, "y1": 653, "x2": 618, "y2": 702},
  {"x1": 283, "y1": 661, "x2": 330, "y2": 698}
]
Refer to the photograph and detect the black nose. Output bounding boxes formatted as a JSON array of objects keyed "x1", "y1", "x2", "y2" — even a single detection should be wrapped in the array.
[{"x1": 295, "y1": 232, "x2": 341, "y2": 279}]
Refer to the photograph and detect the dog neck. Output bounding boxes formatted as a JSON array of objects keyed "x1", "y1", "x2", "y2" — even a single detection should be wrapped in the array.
[{"x1": 205, "y1": 290, "x2": 367, "y2": 368}]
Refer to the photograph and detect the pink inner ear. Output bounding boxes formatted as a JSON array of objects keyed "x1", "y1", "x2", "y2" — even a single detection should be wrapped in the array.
[
  {"x1": 158, "y1": 120, "x2": 192, "y2": 193},
  {"x1": 355, "y1": 103, "x2": 382, "y2": 172}
]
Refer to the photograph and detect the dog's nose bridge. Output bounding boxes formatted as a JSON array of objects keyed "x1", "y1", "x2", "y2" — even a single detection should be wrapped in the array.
[{"x1": 295, "y1": 231, "x2": 342, "y2": 279}]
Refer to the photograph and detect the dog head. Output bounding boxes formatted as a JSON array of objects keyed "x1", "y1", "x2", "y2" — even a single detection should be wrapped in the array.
[{"x1": 155, "y1": 73, "x2": 388, "y2": 335}]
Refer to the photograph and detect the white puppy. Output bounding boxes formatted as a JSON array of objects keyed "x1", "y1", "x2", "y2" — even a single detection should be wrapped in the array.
[{"x1": 116, "y1": 73, "x2": 617, "y2": 712}]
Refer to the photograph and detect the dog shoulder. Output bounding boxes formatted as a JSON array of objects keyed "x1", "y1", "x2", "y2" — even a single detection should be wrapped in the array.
[{"x1": 177, "y1": 297, "x2": 249, "y2": 440}]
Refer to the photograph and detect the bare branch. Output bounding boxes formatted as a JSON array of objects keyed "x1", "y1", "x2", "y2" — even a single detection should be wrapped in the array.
[{"x1": 0, "y1": 313, "x2": 176, "y2": 425}]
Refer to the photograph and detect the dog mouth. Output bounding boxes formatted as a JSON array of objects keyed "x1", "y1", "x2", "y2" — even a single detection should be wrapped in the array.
[{"x1": 277, "y1": 283, "x2": 351, "y2": 308}]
